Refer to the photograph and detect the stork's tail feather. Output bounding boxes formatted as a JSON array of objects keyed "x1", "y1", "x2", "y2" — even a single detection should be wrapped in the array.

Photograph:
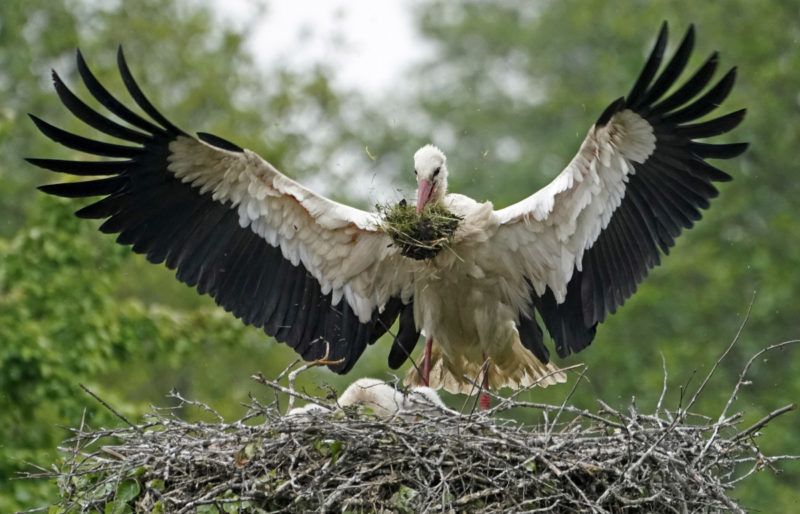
[{"x1": 404, "y1": 338, "x2": 567, "y2": 395}]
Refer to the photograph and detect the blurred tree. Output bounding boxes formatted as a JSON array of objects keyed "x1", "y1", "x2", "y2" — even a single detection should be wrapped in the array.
[
  {"x1": 0, "y1": 0, "x2": 79, "y2": 234},
  {"x1": 2, "y1": 0, "x2": 798, "y2": 510},
  {"x1": 409, "y1": 0, "x2": 800, "y2": 508}
]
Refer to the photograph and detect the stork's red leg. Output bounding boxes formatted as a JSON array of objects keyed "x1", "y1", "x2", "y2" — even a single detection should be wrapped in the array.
[{"x1": 421, "y1": 336, "x2": 433, "y2": 386}]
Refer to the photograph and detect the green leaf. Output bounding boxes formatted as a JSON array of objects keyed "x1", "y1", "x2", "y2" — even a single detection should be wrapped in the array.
[
  {"x1": 313, "y1": 439, "x2": 345, "y2": 463},
  {"x1": 105, "y1": 479, "x2": 140, "y2": 514},
  {"x1": 105, "y1": 502, "x2": 131, "y2": 514},
  {"x1": 390, "y1": 485, "x2": 420, "y2": 514},
  {"x1": 222, "y1": 499, "x2": 254, "y2": 513},
  {"x1": 329, "y1": 439, "x2": 344, "y2": 464},
  {"x1": 147, "y1": 479, "x2": 165, "y2": 492},
  {"x1": 116, "y1": 479, "x2": 140, "y2": 503},
  {"x1": 244, "y1": 442, "x2": 258, "y2": 459}
]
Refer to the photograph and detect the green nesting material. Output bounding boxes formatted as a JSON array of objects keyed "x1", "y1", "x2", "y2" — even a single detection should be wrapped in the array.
[{"x1": 379, "y1": 200, "x2": 462, "y2": 260}]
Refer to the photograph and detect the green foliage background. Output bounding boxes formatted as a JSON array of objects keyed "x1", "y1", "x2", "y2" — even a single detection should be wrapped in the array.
[{"x1": 1, "y1": 0, "x2": 797, "y2": 510}]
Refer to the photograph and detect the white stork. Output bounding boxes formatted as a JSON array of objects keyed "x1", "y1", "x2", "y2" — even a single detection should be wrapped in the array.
[
  {"x1": 30, "y1": 23, "x2": 746, "y2": 398},
  {"x1": 285, "y1": 378, "x2": 453, "y2": 418},
  {"x1": 336, "y1": 378, "x2": 406, "y2": 417}
]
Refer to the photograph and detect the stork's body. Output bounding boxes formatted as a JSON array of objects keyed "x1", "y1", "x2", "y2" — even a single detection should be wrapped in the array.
[
  {"x1": 406, "y1": 191, "x2": 564, "y2": 391},
  {"x1": 31, "y1": 23, "x2": 746, "y2": 398}
]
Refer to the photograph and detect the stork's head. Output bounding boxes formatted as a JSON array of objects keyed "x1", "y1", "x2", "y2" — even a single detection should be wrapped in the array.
[{"x1": 414, "y1": 144, "x2": 448, "y2": 213}]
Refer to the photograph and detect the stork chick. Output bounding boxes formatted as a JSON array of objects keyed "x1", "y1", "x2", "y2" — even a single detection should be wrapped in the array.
[{"x1": 337, "y1": 378, "x2": 406, "y2": 418}]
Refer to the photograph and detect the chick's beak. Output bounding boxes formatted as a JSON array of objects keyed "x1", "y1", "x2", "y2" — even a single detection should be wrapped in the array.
[{"x1": 416, "y1": 179, "x2": 434, "y2": 214}]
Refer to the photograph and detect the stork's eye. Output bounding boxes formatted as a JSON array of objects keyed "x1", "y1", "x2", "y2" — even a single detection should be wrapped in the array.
[
  {"x1": 433, "y1": 167, "x2": 441, "y2": 177},
  {"x1": 414, "y1": 169, "x2": 418, "y2": 176}
]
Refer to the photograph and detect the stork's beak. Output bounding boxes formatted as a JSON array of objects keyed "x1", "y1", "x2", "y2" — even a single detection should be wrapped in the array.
[{"x1": 416, "y1": 179, "x2": 434, "y2": 214}]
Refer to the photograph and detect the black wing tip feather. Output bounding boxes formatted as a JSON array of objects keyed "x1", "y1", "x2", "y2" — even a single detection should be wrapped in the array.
[
  {"x1": 690, "y1": 141, "x2": 749, "y2": 160},
  {"x1": 629, "y1": 27, "x2": 747, "y2": 160},
  {"x1": 712, "y1": 169, "x2": 733, "y2": 182},
  {"x1": 37, "y1": 182, "x2": 81, "y2": 198},
  {"x1": 27, "y1": 112, "x2": 48, "y2": 130},
  {"x1": 28, "y1": 113, "x2": 141, "y2": 158},
  {"x1": 677, "y1": 108, "x2": 747, "y2": 140},
  {"x1": 50, "y1": 69, "x2": 71, "y2": 101},
  {"x1": 655, "y1": 20, "x2": 669, "y2": 50},
  {"x1": 37, "y1": 176, "x2": 127, "y2": 198},
  {"x1": 27, "y1": 114, "x2": 73, "y2": 145},
  {"x1": 625, "y1": 22, "x2": 669, "y2": 108},
  {"x1": 680, "y1": 23, "x2": 695, "y2": 50},
  {"x1": 724, "y1": 141, "x2": 750, "y2": 159},
  {"x1": 36, "y1": 183, "x2": 62, "y2": 196},
  {"x1": 74, "y1": 48, "x2": 95, "y2": 84},
  {"x1": 115, "y1": 46, "x2": 184, "y2": 135}
]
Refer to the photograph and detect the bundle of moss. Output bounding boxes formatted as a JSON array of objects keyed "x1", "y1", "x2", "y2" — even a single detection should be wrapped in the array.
[{"x1": 379, "y1": 199, "x2": 461, "y2": 260}]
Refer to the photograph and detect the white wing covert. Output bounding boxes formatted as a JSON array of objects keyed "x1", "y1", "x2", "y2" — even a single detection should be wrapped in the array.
[
  {"x1": 494, "y1": 24, "x2": 747, "y2": 359},
  {"x1": 30, "y1": 48, "x2": 414, "y2": 373}
]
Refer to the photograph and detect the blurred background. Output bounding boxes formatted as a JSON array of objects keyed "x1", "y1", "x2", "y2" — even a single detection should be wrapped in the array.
[{"x1": 1, "y1": 0, "x2": 798, "y2": 510}]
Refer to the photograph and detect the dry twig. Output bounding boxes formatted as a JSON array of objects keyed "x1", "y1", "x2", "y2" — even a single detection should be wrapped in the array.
[{"x1": 31, "y1": 340, "x2": 798, "y2": 513}]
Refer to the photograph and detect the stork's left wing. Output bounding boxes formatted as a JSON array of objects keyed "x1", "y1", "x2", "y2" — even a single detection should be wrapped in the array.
[
  {"x1": 29, "y1": 48, "x2": 416, "y2": 373},
  {"x1": 493, "y1": 23, "x2": 747, "y2": 359}
]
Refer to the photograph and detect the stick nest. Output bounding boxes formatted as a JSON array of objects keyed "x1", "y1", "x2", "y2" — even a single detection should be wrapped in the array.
[
  {"x1": 378, "y1": 200, "x2": 461, "y2": 260},
  {"x1": 37, "y1": 340, "x2": 798, "y2": 513}
]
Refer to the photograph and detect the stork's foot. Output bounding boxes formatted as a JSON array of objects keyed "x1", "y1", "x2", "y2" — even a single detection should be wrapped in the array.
[
  {"x1": 307, "y1": 342, "x2": 345, "y2": 368},
  {"x1": 311, "y1": 356, "x2": 346, "y2": 367}
]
